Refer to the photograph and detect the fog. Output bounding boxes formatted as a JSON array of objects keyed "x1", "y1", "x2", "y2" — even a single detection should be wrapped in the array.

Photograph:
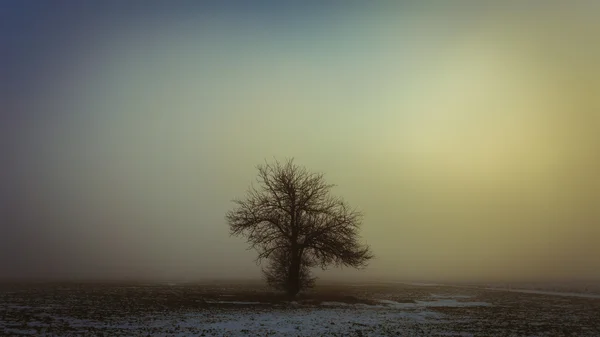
[{"x1": 1, "y1": 2, "x2": 599, "y2": 283}]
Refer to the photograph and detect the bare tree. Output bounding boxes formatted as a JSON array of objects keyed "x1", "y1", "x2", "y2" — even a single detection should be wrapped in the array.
[{"x1": 226, "y1": 158, "x2": 373, "y2": 297}]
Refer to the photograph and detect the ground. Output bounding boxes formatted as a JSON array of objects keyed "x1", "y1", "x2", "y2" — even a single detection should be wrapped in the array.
[{"x1": 1, "y1": 281, "x2": 599, "y2": 336}]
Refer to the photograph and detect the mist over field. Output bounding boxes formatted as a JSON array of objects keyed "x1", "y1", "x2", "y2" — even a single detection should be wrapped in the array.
[{"x1": 1, "y1": 2, "x2": 599, "y2": 284}]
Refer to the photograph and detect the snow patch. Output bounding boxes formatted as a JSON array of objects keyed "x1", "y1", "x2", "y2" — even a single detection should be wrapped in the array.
[
  {"x1": 320, "y1": 301, "x2": 350, "y2": 306},
  {"x1": 485, "y1": 288, "x2": 600, "y2": 299},
  {"x1": 431, "y1": 293, "x2": 474, "y2": 299},
  {"x1": 169, "y1": 307, "x2": 443, "y2": 335},
  {"x1": 205, "y1": 301, "x2": 264, "y2": 305},
  {"x1": 376, "y1": 299, "x2": 491, "y2": 308},
  {"x1": 416, "y1": 299, "x2": 491, "y2": 307}
]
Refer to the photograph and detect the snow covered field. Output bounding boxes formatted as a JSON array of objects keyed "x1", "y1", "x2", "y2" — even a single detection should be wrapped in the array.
[{"x1": 1, "y1": 282, "x2": 598, "y2": 336}]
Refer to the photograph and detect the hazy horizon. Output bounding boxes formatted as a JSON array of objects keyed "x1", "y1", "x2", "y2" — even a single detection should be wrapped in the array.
[{"x1": 2, "y1": 2, "x2": 599, "y2": 284}]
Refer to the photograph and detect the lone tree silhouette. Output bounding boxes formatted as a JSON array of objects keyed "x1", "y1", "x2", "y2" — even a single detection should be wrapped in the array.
[{"x1": 226, "y1": 158, "x2": 373, "y2": 297}]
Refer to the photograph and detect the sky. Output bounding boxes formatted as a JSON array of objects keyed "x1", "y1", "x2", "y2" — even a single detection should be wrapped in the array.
[{"x1": 1, "y1": 1, "x2": 599, "y2": 283}]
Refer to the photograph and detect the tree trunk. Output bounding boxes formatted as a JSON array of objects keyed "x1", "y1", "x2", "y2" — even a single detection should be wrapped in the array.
[
  {"x1": 288, "y1": 205, "x2": 300, "y2": 297},
  {"x1": 286, "y1": 251, "x2": 301, "y2": 297}
]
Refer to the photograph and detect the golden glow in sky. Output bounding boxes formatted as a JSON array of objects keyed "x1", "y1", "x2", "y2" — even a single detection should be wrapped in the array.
[{"x1": 3, "y1": 3, "x2": 599, "y2": 282}]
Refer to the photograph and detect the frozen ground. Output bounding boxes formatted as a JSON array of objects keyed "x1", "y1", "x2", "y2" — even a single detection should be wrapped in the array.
[
  {"x1": 1, "y1": 282, "x2": 598, "y2": 336},
  {"x1": 484, "y1": 288, "x2": 600, "y2": 299}
]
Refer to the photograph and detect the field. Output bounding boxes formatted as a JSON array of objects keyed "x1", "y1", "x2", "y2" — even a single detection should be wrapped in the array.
[{"x1": 1, "y1": 281, "x2": 599, "y2": 336}]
